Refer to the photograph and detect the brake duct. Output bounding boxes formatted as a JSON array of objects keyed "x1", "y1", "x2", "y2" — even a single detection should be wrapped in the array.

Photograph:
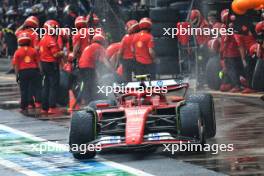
[{"x1": 232, "y1": 0, "x2": 264, "y2": 15}]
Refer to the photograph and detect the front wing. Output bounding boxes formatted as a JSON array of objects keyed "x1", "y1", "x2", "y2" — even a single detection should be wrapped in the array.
[{"x1": 91, "y1": 132, "x2": 202, "y2": 150}]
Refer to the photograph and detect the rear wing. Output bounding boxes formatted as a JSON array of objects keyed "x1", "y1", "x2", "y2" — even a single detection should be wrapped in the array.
[
  {"x1": 125, "y1": 79, "x2": 188, "y2": 89},
  {"x1": 113, "y1": 79, "x2": 189, "y2": 96}
]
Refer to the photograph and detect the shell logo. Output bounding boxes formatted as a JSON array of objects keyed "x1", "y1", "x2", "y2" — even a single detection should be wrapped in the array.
[
  {"x1": 137, "y1": 41, "x2": 143, "y2": 48},
  {"x1": 24, "y1": 56, "x2": 31, "y2": 63}
]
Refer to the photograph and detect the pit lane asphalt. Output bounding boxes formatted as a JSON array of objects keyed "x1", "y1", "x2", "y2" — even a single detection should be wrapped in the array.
[{"x1": 0, "y1": 95, "x2": 263, "y2": 176}]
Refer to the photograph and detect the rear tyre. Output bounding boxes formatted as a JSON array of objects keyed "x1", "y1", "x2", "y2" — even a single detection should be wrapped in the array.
[
  {"x1": 57, "y1": 71, "x2": 70, "y2": 106},
  {"x1": 157, "y1": 0, "x2": 188, "y2": 7},
  {"x1": 170, "y1": 1, "x2": 190, "y2": 21},
  {"x1": 154, "y1": 38, "x2": 178, "y2": 56},
  {"x1": 156, "y1": 0, "x2": 171, "y2": 7},
  {"x1": 252, "y1": 59, "x2": 264, "y2": 91},
  {"x1": 179, "y1": 103, "x2": 205, "y2": 144},
  {"x1": 187, "y1": 94, "x2": 216, "y2": 138},
  {"x1": 206, "y1": 56, "x2": 222, "y2": 90},
  {"x1": 156, "y1": 56, "x2": 179, "y2": 75},
  {"x1": 152, "y1": 23, "x2": 175, "y2": 38},
  {"x1": 69, "y1": 111, "x2": 97, "y2": 159},
  {"x1": 170, "y1": 1, "x2": 191, "y2": 9},
  {"x1": 150, "y1": 7, "x2": 180, "y2": 22}
]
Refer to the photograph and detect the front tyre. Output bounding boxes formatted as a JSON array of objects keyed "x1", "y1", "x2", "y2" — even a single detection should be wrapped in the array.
[
  {"x1": 69, "y1": 111, "x2": 97, "y2": 159},
  {"x1": 179, "y1": 103, "x2": 205, "y2": 144},
  {"x1": 206, "y1": 56, "x2": 221, "y2": 90},
  {"x1": 187, "y1": 94, "x2": 216, "y2": 138},
  {"x1": 252, "y1": 59, "x2": 264, "y2": 91}
]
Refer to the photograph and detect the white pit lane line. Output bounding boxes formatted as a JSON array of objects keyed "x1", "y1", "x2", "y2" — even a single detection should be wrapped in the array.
[
  {"x1": 0, "y1": 158, "x2": 43, "y2": 176},
  {"x1": 0, "y1": 124, "x2": 154, "y2": 176}
]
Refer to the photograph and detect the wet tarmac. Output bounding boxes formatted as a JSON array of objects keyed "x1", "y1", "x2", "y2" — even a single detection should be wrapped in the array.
[
  {"x1": 0, "y1": 95, "x2": 263, "y2": 175},
  {"x1": 163, "y1": 96, "x2": 264, "y2": 176}
]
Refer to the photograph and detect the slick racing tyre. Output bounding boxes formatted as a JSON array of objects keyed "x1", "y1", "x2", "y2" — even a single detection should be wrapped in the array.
[
  {"x1": 152, "y1": 23, "x2": 175, "y2": 38},
  {"x1": 187, "y1": 94, "x2": 216, "y2": 138},
  {"x1": 206, "y1": 56, "x2": 221, "y2": 90},
  {"x1": 132, "y1": 9, "x2": 149, "y2": 20},
  {"x1": 154, "y1": 38, "x2": 178, "y2": 56},
  {"x1": 179, "y1": 103, "x2": 205, "y2": 144},
  {"x1": 156, "y1": 0, "x2": 173, "y2": 7},
  {"x1": 252, "y1": 59, "x2": 264, "y2": 91},
  {"x1": 69, "y1": 111, "x2": 97, "y2": 159},
  {"x1": 150, "y1": 7, "x2": 180, "y2": 23},
  {"x1": 156, "y1": 56, "x2": 179, "y2": 75},
  {"x1": 88, "y1": 99, "x2": 117, "y2": 110},
  {"x1": 170, "y1": 1, "x2": 191, "y2": 9},
  {"x1": 157, "y1": 0, "x2": 187, "y2": 7},
  {"x1": 170, "y1": 1, "x2": 190, "y2": 21}
]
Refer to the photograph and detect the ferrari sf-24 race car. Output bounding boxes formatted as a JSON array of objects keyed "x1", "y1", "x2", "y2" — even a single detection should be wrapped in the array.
[{"x1": 69, "y1": 75, "x2": 216, "y2": 159}]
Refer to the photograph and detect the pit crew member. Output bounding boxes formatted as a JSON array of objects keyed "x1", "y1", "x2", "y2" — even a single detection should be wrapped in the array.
[
  {"x1": 39, "y1": 20, "x2": 64, "y2": 114},
  {"x1": 119, "y1": 20, "x2": 139, "y2": 81},
  {"x1": 78, "y1": 34, "x2": 106, "y2": 103},
  {"x1": 12, "y1": 33, "x2": 40, "y2": 113},
  {"x1": 220, "y1": 9, "x2": 244, "y2": 93},
  {"x1": 132, "y1": 17, "x2": 156, "y2": 78}
]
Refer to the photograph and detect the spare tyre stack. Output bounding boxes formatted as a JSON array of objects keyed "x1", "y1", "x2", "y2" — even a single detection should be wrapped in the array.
[
  {"x1": 120, "y1": 8, "x2": 149, "y2": 22},
  {"x1": 199, "y1": 0, "x2": 232, "y2": 19},
  {"x1": 150, "y1": 1, "x2": 191, "y2": 77}
]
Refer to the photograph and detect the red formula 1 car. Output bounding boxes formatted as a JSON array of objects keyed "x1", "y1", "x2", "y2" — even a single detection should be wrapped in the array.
[{"x1": 69, "y1": 75, "x2": 216, "y2": 159}]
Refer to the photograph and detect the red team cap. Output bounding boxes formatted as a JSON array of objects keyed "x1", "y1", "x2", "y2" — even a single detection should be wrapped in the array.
[
  {"x1": 87, "y1": 13, "x2": 100, "y2": 25},
  {"x1": 24, "y1": 16, "x2": 39, "y2": 28},
  {"x1": 190, "y1": 9, "x2": 202, "y2": 27},
  {"x1": 75, "y1": 16, "x2": 88, "y2": 29},
  {"x1": 221, "y1": 9, "x2": 229, "y2": 23},
  {"x1": 43, "y1": 20, "x2": 60, "y2": 30},
  {"x1": 125, "y1": 20, "x2": 139, "y2": 34},
  {"x1": 92, "y1": 33, "x2": 106, "y2": 44},
  {"x1": 17, "y1": 32, "x2": 31, "y2": 45},
  {"x1": 139, "y1": 17, "x2": 152, "y2": 30}
]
